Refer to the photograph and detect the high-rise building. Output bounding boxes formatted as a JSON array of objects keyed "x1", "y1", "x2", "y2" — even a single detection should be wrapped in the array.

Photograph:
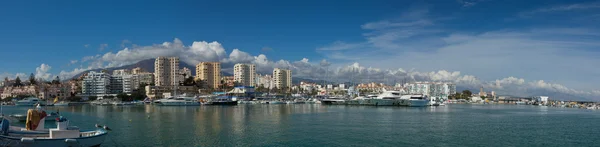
[
  {"x1": 273, "y1": 68, "x2": 292, "y2": 89},
  {"x1": 233, "y1": 63, "x2": 256, "y2": 86},
  {"x1": 196, "y1": 62, "x2": 221, "y2": 89},
  {"x1": 154, "y1": 57, "x2": 180, "y2": 86},
  {"x1": 82, "y1": 71, "x2": 110, "y2": 97},
  {"x1": 405, "y1": 82, "x2": 456, "y2": 100}
]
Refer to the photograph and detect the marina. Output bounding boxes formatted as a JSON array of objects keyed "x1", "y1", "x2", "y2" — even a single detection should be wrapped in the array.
[{"x1": 1, "y1": 104, "x2": 600, "y2": 146}]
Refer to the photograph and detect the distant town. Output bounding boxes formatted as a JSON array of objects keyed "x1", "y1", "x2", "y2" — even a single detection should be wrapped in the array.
[{"x1": 1, "y1": 56, "x2": 598, "y2": 109}]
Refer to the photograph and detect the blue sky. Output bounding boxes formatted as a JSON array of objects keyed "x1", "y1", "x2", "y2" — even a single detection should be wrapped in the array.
[{"x1": 1, "y1": 0, "x2": 600, "y2": 99}]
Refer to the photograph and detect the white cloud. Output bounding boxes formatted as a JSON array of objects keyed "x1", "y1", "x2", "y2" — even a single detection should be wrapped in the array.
[
  {"x1": 315, "y1": 8, "x2": 600, "y2": 100},
  {"x1": 98, "y1": 44, "x2": 108, "y2": 51},
  {"x1": 35, "y1": 64, "x2": 52, "y2": 80},
  {"x1": 70, "y1": 60, "x2": 78, "y2": 64},
  {"x1": 519, "y1": 2, "x2": 600, "y2": 17}
]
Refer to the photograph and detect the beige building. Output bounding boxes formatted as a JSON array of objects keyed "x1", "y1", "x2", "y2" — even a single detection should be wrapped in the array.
[
  {"x1": 196, "y1": 62, "x2": 221, "y2": 89},
  {"x1": 233, "y1": 64, "x2": 256, "y2": 86},
  {"x1": 132, "y1": 67, "x2": 144, "y2": 74},
  {"x1": 154, "y1": 57, "x2": 180, "y2": 86},
  {"x1": 273, "y1": 68, "x2": 292, "y2": 89},
  {"x1": 145, "y1": 85, "x2": 198, "y2": 99}
]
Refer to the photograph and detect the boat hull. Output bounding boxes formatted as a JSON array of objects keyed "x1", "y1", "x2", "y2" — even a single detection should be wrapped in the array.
[
  {"x1": 0, "y1": 130, "x2": 107, "y2": 147},
  {"x1": 206, "y1": 101, "x2": 238, "y2": 105},
  {"x1": 159, "y1": 102, "x2": 201, "y2": 106}
]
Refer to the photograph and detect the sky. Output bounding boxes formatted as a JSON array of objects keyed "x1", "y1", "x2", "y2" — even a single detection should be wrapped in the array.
[{"x1": 1, "y1": 0, "x2": 599, "y2": 99}]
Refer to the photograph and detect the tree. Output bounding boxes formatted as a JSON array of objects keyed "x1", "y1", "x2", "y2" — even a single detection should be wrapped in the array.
[
  {"x1": 14, "y1": 76, "x2": 22, "y2": 86},
  {"x1": 52, "y1": 76, "x2": 61, "y2": 85},
  {"x1": 183, "y1": 76, "x2": 196, "y2": 86},
  {"x1": 2, "y1": 97, "x2": 12, "y2": 102},
  {"x1": 29, "y1": 73, "x2": 37, "y2": 85},
  {"x1": 88, "y1": 96, "x2": 98, "y2": 101},
  {"x1": 117, "y1": 93, "x2": 130, "y2": 101},
  {"x1": 462, "y1": 90, "x2": 472, "y2": 98}
]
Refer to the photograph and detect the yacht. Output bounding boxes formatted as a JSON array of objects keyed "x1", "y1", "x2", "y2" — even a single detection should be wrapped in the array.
[
  {"x1": 159, "y1": 97, "x2": 201, "y2": 106},
  {"x1": 399, "y1": 95, "x2": 429, "y2": 107},
  {"x1": 15, "y1": 97, "x2": 47, "y2": 106},
  {"x1": 205, "y1": 96, "x2": 238, "y2": 105},
  {"x1": 365, "y1": 91, "x2": 403, "y2": 106},
  {"x1": 320, "y1": 96, "x2": 346, "y2": 105}
]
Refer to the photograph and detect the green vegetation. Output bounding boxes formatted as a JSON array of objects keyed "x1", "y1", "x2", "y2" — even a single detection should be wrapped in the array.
[{"x1": 29, "y1": 73, "x2": 37, "y2": 85}]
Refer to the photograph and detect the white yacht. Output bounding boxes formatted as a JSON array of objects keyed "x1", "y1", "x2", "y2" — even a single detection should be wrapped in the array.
[
  {"x1": 399, "y1": 95, "x2": 429, "y2": 107},
  {"x1": 159, "y1": 97, "x2": 201, "y2": 106},
  {"x1": 320, "y1": 96, "x2": 346, "y2": 105},
  {"x1": 366, "y1": 91, "x2": 403, "y2": 106},
  {"x1": 15, "y1": 97, "x2": 47, "y2": 106}
]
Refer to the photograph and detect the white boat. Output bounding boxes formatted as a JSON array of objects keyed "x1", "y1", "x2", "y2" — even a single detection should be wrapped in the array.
[
  {"x1": 516, "y1": 101, "x2": 526, "y2": 105},
  {"x1": 159, "y1": 97, "x2": 201, "y2": 106},
  {"x1": 0, "y1": 116, "x2": 109, "y2": 147},
  {"x1": 320, "y1": 96, "x2": 346, "y2": 105},
  {"x1": 15, "y1": 97, "x2": 47, "y2": 106},
  {"x1": 361, "y1": 91, "x2": 403, "y2": 106},
  {"x1": 268, "y1": 101, "x2": 286, "y2": 104},
  {"x1": 399, "y1": 95, "x2": 429, "y2": 107},
  {"x1": 53, "y1": 101, "x2": 70, "y2": 106}
]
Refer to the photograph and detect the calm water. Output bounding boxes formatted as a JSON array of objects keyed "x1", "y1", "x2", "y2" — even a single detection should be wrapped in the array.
[{"x1": 2, "y1": 104, "x2": 600, "y2": 146}]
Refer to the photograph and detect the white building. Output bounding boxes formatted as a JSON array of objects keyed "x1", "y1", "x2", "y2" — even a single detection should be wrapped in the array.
[
  {"x1": 255, "y1": 74, "x2": 274, "y2": 89},
  {"x1": 533, "y1": 96, "x2": 549, "y2": 103},
  {"x1": 406, "y1": 82, "x2": 456, "y2": 100},
  {"x1": 112, "y1": 69, "x2": 131, "y2": 76},
  {"x1": 273, "y1": 68, "x2": 292, "y2": 89},
  {"x1": 82, "y1": 71, "x2": 111, "y2": 97},
  {"x1": 233, "y1": 64, "x2": 256, "y2": 86},
  {"x1": 339, "y1": 84, "x2": 346, "y2": 90}
]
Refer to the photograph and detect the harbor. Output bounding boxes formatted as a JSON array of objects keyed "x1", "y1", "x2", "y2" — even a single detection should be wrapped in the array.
[{"x1": 2, "y1": 103, "x2": 600, "y2": 146}]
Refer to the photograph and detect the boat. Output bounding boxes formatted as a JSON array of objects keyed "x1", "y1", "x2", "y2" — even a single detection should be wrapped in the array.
[
  {"x1": 399, "y1": 95, "x2": 429, "y2": 107},
  {"x1": 0, "y1": 114, "x2": 109, "y2": 146},
  {"x1": 143, "y1": 98, "x2": 152, "y2": 104},
  {"x1": 268, "y1": 100, "x2": 286, "y2": 104},
  {"x1": 205, "y1": 96, "x2": 237, "y2": 105},
  {"x1": 362, "y1": 91, "x2": 403, "y2": 106},
  {"x1": 15, "y1": 97, "x2": 48, "y2": 106},
  {"x1": 7, "y1": 104, "x2": 60, "y2": 122},
  {"x1": 159, "y1": 97, "x2": 201, "y2": 106},
  {"x1": 516, "y1": 101, "x2": 526, "y2": 105},
  {"x1": 53, "y1": 101, "x2": 70, "y2": 106},
  {"x1": 320, "y1": 96, "x2": 346, "y2": 105}
]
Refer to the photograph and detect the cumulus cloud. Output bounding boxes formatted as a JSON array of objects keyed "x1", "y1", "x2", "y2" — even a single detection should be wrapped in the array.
[
  {"x1": 84, "y1": 44, "x2": 90, "y2": 48},
  {"x1": 35, "y1": 64, "x2": 52, "y2": 80}
]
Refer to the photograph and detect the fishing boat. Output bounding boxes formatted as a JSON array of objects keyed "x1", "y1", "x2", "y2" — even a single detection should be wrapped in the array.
[
  {"x1": 15, "y1": 97, "x2": 48, "y2": 106},
  {"x1": 0, "y1": 116, "x2": 109, "y2": 147}
]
